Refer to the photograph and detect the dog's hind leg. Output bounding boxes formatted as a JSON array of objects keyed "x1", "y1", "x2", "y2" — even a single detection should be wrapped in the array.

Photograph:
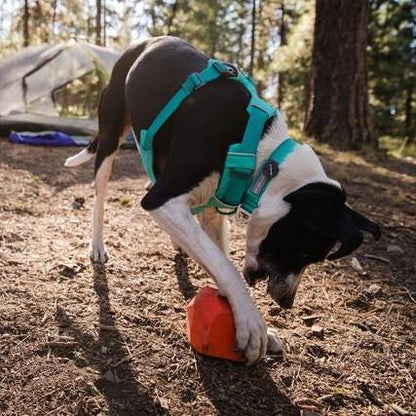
[
  {"x1": 197, "y1": 208, "x2": 229, "y2": 255},
  {"x1": 90, "y1": 85, "x2": 130, "y2": 264}
]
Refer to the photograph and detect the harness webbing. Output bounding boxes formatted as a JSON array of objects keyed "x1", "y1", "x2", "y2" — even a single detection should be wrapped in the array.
[
  {"x1": 137, "y1": 60, "x2": 238, "y2": 184},
  {"x1": 134, "y1": 59, "x2": 298, "y2": 217}
]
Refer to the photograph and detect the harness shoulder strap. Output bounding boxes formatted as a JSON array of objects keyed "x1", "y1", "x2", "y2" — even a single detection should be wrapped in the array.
[
  {"x1": 200, "y1": 77, "x2": 277, "y2": 214},
  {"x1": 134, "y1": 58, "x2": 293, "y2": 217},
  {"x1": 135, "y1": 59, "x2": 234, "y2": 182},
  {"x1": 240, "y1": 138, "x2": 299, "y2": 215}
]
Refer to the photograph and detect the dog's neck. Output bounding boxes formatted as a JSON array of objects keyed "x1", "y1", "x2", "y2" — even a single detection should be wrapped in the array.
[
  {"x1": 255, "y1": 114, "x2": 339, "y2": 196},
  {"x1": 256, "y1": 115, "x2": 290, "y2": 169}
]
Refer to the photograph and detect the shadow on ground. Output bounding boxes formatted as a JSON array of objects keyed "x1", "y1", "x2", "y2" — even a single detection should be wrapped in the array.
[
  {"x1": 174, "y1": 253, "x2": 300, "y2": 415},
  {"x1": 55, "y1": 265, "x2": 166, "y2": 415}
]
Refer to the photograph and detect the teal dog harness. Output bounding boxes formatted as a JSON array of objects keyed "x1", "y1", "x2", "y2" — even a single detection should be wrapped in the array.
[{"x1": 134, "y1": 59, "x2": 299, "y2": 218}]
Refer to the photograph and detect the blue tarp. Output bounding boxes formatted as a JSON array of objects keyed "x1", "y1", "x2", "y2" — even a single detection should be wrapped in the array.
[
  {"x1": 9, "y1": 131, "x2": 89, "y2": 146},
  {"x1": 8, "y1": 130, "x2": 135, "y2": 148}
]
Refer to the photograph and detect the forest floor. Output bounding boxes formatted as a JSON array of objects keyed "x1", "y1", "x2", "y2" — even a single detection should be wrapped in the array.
[{"x1": 0, "y1": 138, "x2": 415, "y2": 416}]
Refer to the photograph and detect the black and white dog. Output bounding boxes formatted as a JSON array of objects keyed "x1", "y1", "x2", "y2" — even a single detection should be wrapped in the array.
[{"x1": 65, "y1": 37, "x2": 380, "y2": 364}]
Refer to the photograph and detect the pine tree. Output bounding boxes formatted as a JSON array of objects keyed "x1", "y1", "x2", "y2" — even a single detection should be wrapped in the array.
[{"x1": 305, "y1": 0, "x2": 372, "y2": 148}]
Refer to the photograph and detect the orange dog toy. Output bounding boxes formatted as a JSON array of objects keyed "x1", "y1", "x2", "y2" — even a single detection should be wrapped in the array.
[{"x1": 186, "y1": 286, "x2": 245, "y2": 362}]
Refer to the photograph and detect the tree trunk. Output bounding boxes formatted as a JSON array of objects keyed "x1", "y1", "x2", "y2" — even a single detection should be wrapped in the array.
[
  {"x1": 249, "y1": 0, "x2": 256, "y2": 77},
  {"x1": 166, "y1": 0, "x2": 179, "y2": 35},
  {"x1": 51, "y1": 0, "x2": 58, "y2": 39},
  {"x1": 103, "y1": 0, "x2": 106, "y2": 46},
  {"x1": 96, "y1": 0, "x2": 102, "y2": 46},
  {"x1": 277, "y1": 0, "x2": 286, "y2": 108},
  {"x1": 304, "y1": 0, "x2": 372, "y2": 148},
  {"x1": 23, "y1": 0, "x2": 30, "y2": 47},
  {"x1": 255, "y1": 0, "x2": 265, "y2": 94},
  {"x1": 405, "y1": 84, "x2": 413, "y2": 141}
]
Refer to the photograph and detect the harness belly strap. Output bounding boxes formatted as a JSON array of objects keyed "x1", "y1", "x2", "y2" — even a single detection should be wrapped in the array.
[{"x1": 134, "y1": 59, "x2": 298, "y2": 217}]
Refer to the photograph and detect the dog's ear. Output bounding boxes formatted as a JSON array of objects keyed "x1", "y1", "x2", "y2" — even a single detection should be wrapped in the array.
[
  {"x1": 326, "y1": 208, "x2": 381, "y2": 260},
  {"x1": 284, "y1": 183, "x2": 380, "y2": 261},
  {"x1": 284, "y1": 182, "x2": 346, "y2": 231},
  {"x1": 325, "y1": 209, "x2": 364, "y2": 260},
  {"x1": 345, "y1": 205, "x2": 381, "y2": 240}
]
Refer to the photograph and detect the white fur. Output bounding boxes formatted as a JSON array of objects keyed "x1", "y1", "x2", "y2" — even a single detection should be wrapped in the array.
[
  {"x1": 267, "y1": 327, "x2": 284, "y2": 355},
  {"x1": 150, "y1": 194, "x2": 268, "y2": 364},
  {"x1": 285, "y1": 272, "x2": 303, "y2": 297},
  {"x1": 89, "y1": 126, "x2": 131, "y2": 263},
  {"x1": 244, "y1": 115, "x2": 341, "y2": 274},
  {"x1": 188, "y1": 172, "x2": 220, "y2": 207},
  {"x1": 64, "y1": 148, "x2": 94, "y2": 167},
  {"x1": 90, "y1": 153, "x2": 116, "y2": 263},
  {"x1": 197, "y1": 208, "x2": 229, "y2": 254}
]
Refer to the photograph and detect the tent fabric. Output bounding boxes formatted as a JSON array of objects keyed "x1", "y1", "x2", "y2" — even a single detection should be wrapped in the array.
[
  {"x1": 0, "y1": 112, "x2": 98, "y2": 137},
  {"x1": 0, "y1": 41, "x2": 120, "y2": 117}
]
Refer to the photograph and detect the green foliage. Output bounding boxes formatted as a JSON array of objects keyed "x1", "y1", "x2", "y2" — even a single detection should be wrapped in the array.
[
  {"x1": 272, "y1": 0, "x2": 314, "y2": 128},
  {"x1": 0, "y1": 0, "x2": 414, "y2": 149},
  {"x1": 368, "y1": 0, "x2": 416, "y2": 140},
  {"x1": 54, "y1": 68, "x2": 106, "y2": 118},
  {"x1": 146, "y1": 0, "x2": 253, "y2": 65}
]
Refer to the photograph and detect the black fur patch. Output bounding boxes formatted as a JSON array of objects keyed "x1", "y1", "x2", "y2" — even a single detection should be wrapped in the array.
[
  {"x1": 122, "y1": 37, "x2": 274, "y2": 210},
  {"x1": 95, "y1": 36, "x2": 276, "y2": 209},
  {"x1": 257, "y1": 182, "x2": 380, "y2": 279}
]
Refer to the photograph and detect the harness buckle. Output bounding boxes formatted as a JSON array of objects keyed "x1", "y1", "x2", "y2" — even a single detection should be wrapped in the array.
[
  {"x1": 213, "y1": 61, "x2": 238, "y2": 78},
  {"x1": 236, "y1": 205, "x2": 251, "y2": 223}
]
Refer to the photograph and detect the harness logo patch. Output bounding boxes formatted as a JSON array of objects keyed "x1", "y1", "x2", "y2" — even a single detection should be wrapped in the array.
[{"x1": 251, "y1": 160, "x2": 279, "y2": 195}]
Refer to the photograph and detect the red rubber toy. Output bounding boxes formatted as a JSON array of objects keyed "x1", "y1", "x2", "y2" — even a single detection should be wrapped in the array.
[{"x1": 186, "y1": 286, "x2": 245, "y2": 362}]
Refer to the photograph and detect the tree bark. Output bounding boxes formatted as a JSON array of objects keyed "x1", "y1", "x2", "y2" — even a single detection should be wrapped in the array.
[
  {"x1": 23, "y1": 0, "x2": 30, "y2": 47},
  {"x1": 166, "y1": 0, "x2": 179, "y2": 35},
  {"x1": 96, "y1": 0, "x2": 102, "y2": 46},
  {"x1": 51, "y1": 0, "x2": 58, "y2": 39},
  {"x1": 103, "y1": 0, "x2": 106, "y2": 46},
  {"x1": 405, "y1": 85, "x2": 413, "y2": 141},
  {"x1": 304, "y1": 0, "x2": 372, "y2": 148},
  {"x1": 277, "y1": 0, "x2": 286, "y2": 108},
  {"x1": 249, "y1": 0, "x2": 256, "y2": 77}
]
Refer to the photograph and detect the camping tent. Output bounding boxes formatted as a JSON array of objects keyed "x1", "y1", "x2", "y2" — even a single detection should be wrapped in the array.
[{"x1": 0, "y1": 40, "x2": 120, "y2": 136}]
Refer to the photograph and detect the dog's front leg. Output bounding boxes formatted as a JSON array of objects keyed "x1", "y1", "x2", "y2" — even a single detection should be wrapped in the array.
[{"x1": 148, "y1": 194, "x2": 267, "y2": 364}]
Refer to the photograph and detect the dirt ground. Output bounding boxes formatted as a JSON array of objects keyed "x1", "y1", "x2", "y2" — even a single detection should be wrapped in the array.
[{"x1": 0, "y1": 138, "x2": 415, "y2": 416}]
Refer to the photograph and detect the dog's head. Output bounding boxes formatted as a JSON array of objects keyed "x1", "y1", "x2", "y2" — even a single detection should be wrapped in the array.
[
  {"x1": 244, "y1": 182, "x2": 380, "y2": 308},
  {"x1": 244, "y1": 123, "x2": 380, "y2": 308}
]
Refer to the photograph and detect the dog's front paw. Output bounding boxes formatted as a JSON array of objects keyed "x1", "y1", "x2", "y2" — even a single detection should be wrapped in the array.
[
  {"x1": 234, "y1": 301, "x2": 267, "y2": 365},
  {"x1": 267, "y1": 327, "x2": 284, "y2": 355},
  {"x1": 90, "y1": 244, "x2": 109, "y2": 264}
]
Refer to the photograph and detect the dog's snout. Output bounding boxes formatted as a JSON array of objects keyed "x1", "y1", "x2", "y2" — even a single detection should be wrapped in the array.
[
  {"x1": 276, "y1": 294, "x2": 295, "y2": 309},
  {"x1": 267, "y1": 273, "x2": 301, "y2": 309},
  {"x1": 243, "y1": 266, "x2": 268, "y2": 286}
]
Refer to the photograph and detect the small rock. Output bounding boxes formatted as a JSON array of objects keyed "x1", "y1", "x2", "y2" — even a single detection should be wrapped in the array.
[
  {"x1": 351, "y1": 257, "x2": 364, "y2": 272},
  {"x1": 346, "y1": 296, "x2": 370, "y2": 311},
  {"x1": 71, "y1": 197, "x2": 85, "y2": 210},
  {"x1": 311, "y1": 324, "x2": 324, "y2": 339},
  {"x1": 387, "y1": 244, "x2": 404, "y2": 254},
  {"x1": 365, "y1": 284, "x2": 382, "y2": 297},
  {"x1": 302, "y1": 411, "x2": 320, "y2": 416},
  {"x1": 103, "y1": 370, "x2": 116, "y2": 382},
  {"x1": 296, "y1": 398, "x2": 322, "y2": 408},
  {"x1": 302, "y1": 315, "x2": 321, "y2": 327},
  {"x1": 55, "y1": 305, "x2": 69, "y2": 325},
  {"x1": 119, "y1": 196, "x2": 131, "y2": 206}
]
